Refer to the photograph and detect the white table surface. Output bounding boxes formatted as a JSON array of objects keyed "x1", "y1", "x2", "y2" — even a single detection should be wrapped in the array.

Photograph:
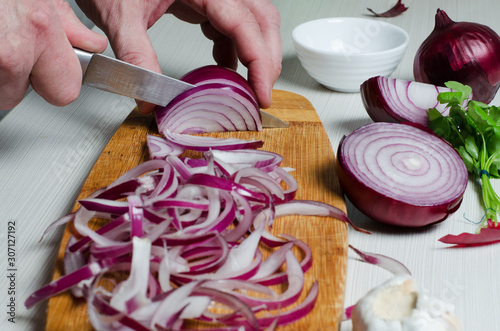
[{"x1": 1, "y1": 0, "x2": 499, "y2": 330}]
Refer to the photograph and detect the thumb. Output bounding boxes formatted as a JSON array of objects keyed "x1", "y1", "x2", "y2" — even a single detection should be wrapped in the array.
[{"x1": 56, "y1": 0, "x2": 108, "y2": 52}]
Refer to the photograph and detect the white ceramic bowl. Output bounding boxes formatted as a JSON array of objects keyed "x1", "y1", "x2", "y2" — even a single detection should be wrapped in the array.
[{"x1": 292, "y1": 17, "x2": 409, "y2": 92}]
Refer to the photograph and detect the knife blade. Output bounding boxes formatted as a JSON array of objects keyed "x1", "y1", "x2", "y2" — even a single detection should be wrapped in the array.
[{"x1": 74, "y1": 48, "x2": 289, "y2": 128}]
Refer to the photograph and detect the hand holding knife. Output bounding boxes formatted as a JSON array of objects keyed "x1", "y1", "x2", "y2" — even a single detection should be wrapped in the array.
[{"x1": 74, "y1": 49, "x2": 289, "y2": 128}]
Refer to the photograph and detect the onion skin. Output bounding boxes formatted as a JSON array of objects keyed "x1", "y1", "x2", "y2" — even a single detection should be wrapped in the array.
[
  {"x1": 336, "y1": 122, "x2": 467, "y2": 227},
  {"x1": 361, "y1": 76, "x2": 404, "y2": 123},
  {"x1": 414, "y1": 9, "x2": 500, "y2": 104},
  {"x1": 367, "y1": 0, "x2": 408, "y2": 18}
]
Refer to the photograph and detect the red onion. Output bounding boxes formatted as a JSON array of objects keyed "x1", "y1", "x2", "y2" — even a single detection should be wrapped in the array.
[
  {"x1": 337, "y1": 122, "x2": 468, "y2": 227},
  {"x1": 361, "y1": 76, "x2": 453, "y2": 126},
  {"x1": 155, "y1": 66, "x2": 262, "y2": 136},
  {"x1": 414, "y1": 9, "x2": 500, "y2": 103}
]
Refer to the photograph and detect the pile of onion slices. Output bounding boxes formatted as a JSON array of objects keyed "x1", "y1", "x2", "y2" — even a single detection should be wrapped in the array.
[{"x1": 25, "y1": 66, "x2": 361, "y2": 330}]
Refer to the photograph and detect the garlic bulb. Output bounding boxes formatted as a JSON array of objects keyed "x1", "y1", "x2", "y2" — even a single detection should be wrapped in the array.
[{"x1": 351, "y1": 274, "x2": 462, "y2": 331}]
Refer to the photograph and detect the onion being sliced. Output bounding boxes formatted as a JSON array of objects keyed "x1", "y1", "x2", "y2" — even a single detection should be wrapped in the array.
[
  {"x1": 337, "y1": 122, "x2": 468, "y2": 227},
  {"x1": 361, "y1": 76, "x2": 453, "y2": 126},
  {"x1": 156, "y1": 83, "x2": 261, "y2": 134},
  {"x1": 180, "y1": 65, "x2": 258, "y2": 102},
  {"x1": 155, "y1": 65, "x2": 262, "y2": 139}
]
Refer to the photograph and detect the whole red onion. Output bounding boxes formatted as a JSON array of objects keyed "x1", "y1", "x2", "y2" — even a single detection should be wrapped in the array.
[{"x1": 414, "y1": 9, "x2": 500, "y2": 103}]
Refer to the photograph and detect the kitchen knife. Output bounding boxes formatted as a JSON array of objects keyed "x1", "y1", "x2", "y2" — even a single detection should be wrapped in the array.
[{"x1": 74, "y1": 48, "x2": 289, "y2": 128}]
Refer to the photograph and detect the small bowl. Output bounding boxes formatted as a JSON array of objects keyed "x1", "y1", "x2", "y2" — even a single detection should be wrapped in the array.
[{"x1": 292, "y1": 17, "x2": 409, "y2": 92}]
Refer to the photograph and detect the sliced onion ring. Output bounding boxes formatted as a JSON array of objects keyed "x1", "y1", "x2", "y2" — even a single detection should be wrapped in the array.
[{"x1": 337, "y1": 122, "x2": 468, "y2": 227}]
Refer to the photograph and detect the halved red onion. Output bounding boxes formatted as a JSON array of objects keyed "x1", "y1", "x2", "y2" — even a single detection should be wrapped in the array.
[
  {"x1": 156, "y1": 83, "x2": 261, "y2": 135},
  {"x1": 155, "y1": 65, "x2": 262, "y2": 139},
  {"x1": 337, "y1": 122, "x2": 468, "y2": 227},
  {"x1": 360, "y1": 76, "x2": 453, "y2": 126}
]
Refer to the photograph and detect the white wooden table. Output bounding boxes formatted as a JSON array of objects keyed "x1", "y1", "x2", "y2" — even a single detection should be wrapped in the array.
[{"x1": 1, "y1": 0, "x2": 499, "y2": 329}]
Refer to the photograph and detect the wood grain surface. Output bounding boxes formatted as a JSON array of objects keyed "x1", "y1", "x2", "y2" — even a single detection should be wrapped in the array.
[{"x1": 45, "y1": 90, "x2": 348, "y2": 330}]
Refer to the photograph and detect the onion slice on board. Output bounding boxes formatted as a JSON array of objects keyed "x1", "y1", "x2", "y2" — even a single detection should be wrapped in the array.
[
  {"x1": 337, "y1": 122, "x2": 468, "y2": 227},
  {"x1": 361, "y1": 76, "x2": 453, "y2": 126}
]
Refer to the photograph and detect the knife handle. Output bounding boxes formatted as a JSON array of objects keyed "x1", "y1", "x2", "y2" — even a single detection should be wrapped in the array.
[{"x1": 74, "y1": 48, "x2": 93, "y2": 75}]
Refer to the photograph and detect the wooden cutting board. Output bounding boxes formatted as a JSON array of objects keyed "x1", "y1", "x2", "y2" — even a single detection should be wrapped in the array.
[{"x1": 45, "y1": 90, "x2": 349, "y2": 330}]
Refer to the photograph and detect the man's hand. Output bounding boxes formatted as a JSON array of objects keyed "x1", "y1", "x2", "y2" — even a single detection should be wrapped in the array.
[
  {"x1": 0, "y1": 0, "x2": 107, "y2": 110},
  {"x1": 76, "y1": 0, "x2": 282, "y2": 113}
]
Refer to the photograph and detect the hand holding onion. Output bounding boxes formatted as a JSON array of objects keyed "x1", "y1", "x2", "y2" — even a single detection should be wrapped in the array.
[{"x1": 76, "y1": 0, "x2": 282, "y2": 113}]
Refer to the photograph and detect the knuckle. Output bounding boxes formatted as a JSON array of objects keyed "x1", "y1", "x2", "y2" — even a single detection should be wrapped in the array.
[
  {"x1": 0, "y1": 41, "x2": 30, "y2": 79},
  {"x1": 264, "y1": 5, "x2": 281, "y2": 24},
  {"x1": 28, "y1": 6, "x2": 53, "y2": 34}
]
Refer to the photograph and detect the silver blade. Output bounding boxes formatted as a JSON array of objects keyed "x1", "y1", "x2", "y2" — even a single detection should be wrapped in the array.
[
  {"x1": 74, "y1": 48, "x2": 289, "y2": 128},
  {"x1": 76, "y1": 48, "x2": 192, "y2": 107},
  {"x1": 260, "y1": 110, "x2": 289, "y2": 128}
]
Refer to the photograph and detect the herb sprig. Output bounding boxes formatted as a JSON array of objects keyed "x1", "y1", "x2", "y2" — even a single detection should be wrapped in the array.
[{"x1": 428, "y1": 81, "x2": 500, "y2": 228}]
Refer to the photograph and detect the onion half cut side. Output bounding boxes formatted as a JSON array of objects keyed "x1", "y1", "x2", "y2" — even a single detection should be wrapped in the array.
[
  {"x1": 155, "y1": 66, "x2": 262, "y2": 137},
  {"x1": 360, "y1": 76, "x2": 453, "y2": 126},
  {"x1": 337, "y1": 122, "x2": 468, "y2": 227}
]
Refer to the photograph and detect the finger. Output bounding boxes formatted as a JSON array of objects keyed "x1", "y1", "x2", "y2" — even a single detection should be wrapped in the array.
[
  {"x1": 200, "y1": 23, "x2": 238, "y2": 70},
  {"x1": 55, "y1": 0, "x2": 108, "y2": 53},
  {"x1": 97, "y1": 4, "x2": 168, "y2": 114},
  {"x1": 0, "y1": 47, "x2": 32, "y2": 110},
  {"x1": 112, "y1": 27, "x2": 161, "y2": 114},
  {"x1": 30, "y1": 7, "x2": 83, "y2": 107},
  {"x1": 240, "y1": 0, "x2": 282, "y2": 82},
  {"x1": 197, "y1": 0, "x2": 277, "y2": 108},
  {"x1": 30, "y1": 44, "x2": 83, "y2": 107}
]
